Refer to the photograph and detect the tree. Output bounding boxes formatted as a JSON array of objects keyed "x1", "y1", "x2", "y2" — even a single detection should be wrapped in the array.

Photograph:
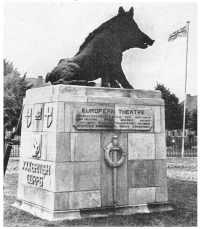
[
  {"x1": 4, "y1": 59, "x2": 32, "y2": 133},
  {"x1": 187, "y1": 108, "x2": 197, "y2": 135},
  {"x1": 4, "y1": 59, "x2": 20, "y2": 77},
  {"x1": 155, "y1": 83, "x2": 183, "y2": 130}
]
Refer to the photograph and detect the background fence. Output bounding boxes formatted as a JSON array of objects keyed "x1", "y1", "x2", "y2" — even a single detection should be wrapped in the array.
[
  {"x1": 4, "y1": 135, "x2": 21, "y2": 158},
  {"x1": 166, "y1": 136, "x2": 197, "y2": 157}
]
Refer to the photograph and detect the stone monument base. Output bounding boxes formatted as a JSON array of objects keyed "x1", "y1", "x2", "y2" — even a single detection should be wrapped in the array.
[
  {"x1": 12, "y1": 199, "x2": 173, "y2": 221},
  {"x1": 13, "y1": 85, "x2": 173, "y2": 221}
]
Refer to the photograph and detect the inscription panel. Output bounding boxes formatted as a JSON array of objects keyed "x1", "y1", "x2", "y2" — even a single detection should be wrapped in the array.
[
  {"x1": 72, "y1": 105, "x2": 153, "y2": 131},
  {"x1": 115, "y1": 106, "x2": 153, "y2": 130},
  {"x1": 73, "y1": 105, "x2": 115, "y2": 130}
]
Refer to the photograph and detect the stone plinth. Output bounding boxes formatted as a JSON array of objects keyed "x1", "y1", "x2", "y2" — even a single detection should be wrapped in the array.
[{"x1": 12, "y1": 85, "x2": 173, "y2": 221}]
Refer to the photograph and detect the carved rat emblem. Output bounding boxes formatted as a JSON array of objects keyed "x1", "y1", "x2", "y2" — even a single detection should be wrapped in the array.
[{"x1": 32, "y1": 137, "x2": 41, "y2": 158}]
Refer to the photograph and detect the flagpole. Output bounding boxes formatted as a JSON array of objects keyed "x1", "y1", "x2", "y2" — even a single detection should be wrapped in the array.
[{"x1": 181, "y1": 21, "x2": 190, "y2": 158}]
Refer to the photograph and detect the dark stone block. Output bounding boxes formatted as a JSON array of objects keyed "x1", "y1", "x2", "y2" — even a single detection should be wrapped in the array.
[
  {"x1": 128, "y1": 160, "x2": 155, "y2": 188},
  {"x1": 73, "y1": 162, "x2": 101, "y2": 191}
]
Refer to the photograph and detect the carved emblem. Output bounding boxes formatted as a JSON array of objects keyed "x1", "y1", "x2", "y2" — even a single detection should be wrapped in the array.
[
  {"x1": 25, "y1": 108, "x2": 32, "y2": 128},
  {"x1": 32, "y1": 136, "x2": 41, "y2": 158},
  {"x1": 45, "y1": 107, "x2": 53, "y2": 128},
  {"x1": 104, "y1": 136, "x2": 126, "y2": 205},
  {"x1": 104, "y1": 136, "x2": 126, "y2": 168},
  {"x1": 35, "y1": 108, "x2": 42, "y2": 120}
]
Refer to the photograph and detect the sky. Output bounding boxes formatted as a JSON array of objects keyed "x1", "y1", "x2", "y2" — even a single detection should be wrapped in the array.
[{"x1": 3, "y1": 1, "x2": 197, "y2": 102}]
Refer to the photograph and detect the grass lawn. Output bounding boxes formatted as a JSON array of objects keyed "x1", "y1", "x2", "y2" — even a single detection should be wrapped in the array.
[{"x1": 3, "y1": 159, "x2": 197, "y2": 227}]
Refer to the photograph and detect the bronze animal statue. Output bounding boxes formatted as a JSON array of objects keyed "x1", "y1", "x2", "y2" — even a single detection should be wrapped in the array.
[{"x1": 45, "y1": 7, "x2": 155, "y2": 89}]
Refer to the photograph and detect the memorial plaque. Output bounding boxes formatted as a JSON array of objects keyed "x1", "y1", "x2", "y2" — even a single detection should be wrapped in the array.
[
  {"x1": 115, "y1": 106, "x2": 153, "y2": 130},
  {"x1": 73, "y1": 105, "x2": 115, "y2": 130},
  {"x1": 73, "y1": 105, "x2": 153, "y2": 131}
]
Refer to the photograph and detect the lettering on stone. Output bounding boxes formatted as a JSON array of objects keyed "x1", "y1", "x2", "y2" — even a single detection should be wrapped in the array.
[
  {"x1": 115, "y1": 107, "x2": 153, "y2": 130},
  {"x1": 73, "y1": 105, "x2": 153, "y2": 130},
  {"x1": 25, "y1": 108, "x2": 32, "y2": 128},
  {"x1": 73, "y1": 105, "x2": 115, "y2": 130},
  {"x1": 45, "y1": 107, "x2": 53, "y2": 128},
  {"x1": 27, "y1": 174, "x2": 43, "y2": 187},
  {"x1": 22, "y1": 161, "x2": 51, "y2": 187}
]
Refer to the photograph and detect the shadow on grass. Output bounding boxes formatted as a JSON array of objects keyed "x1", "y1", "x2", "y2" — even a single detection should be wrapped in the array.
[{"x1": 4, "y1": 173, "x2": 197, "y2": 227}]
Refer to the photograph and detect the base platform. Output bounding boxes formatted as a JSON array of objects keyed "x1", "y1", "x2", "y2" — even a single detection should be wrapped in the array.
[{"x1": 12, "y1": 199, "x2": 173, "y2": 221}]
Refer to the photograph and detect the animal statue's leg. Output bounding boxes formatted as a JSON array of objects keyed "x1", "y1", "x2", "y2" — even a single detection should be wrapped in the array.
[
  {"x1": 101, "y1": 72, "x2": 110, "y2": 87},
  {"x1": 113, "y1": 66, "x2": 134, "y2": 89},
  {"x1": 109, "y1": 78, "x2": 121, "y2": 88}
]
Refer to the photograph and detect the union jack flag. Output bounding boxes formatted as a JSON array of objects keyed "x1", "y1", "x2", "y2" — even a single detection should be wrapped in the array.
[{"x1": 168, "y1": 25, "x2": 188, "y2": 42}]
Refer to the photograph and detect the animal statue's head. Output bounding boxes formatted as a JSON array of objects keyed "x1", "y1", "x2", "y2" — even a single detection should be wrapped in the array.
[{"x1": 111, "y1": 6, "x2": 155, "y2": 51}]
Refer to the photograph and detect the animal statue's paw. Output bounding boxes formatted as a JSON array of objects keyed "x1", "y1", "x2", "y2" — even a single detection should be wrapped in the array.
[
  {"x1": 53, "y1": 80, "x2": 65, "y2": 85},
  {"x1": 101, "y1": 83, "x2": 110, "y2": 88},
  {"x1": 86, "y1": 82, "x2": 96, "y2": 87}
]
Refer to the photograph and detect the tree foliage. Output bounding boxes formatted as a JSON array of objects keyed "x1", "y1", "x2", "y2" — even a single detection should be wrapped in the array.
[
  {"x1": 155, "y1": 83, "x2": 183, "y2": 130},
  {"x1": 186, "y1": 108, "x2": 197, "y2": 135},
  {"x1": 4, "y1": 59, "x2": 32, "y2": 132},
  {"x1": 155, "y1": 83, "x2": 197, "y2": 134},
  {"x1": 4, "y1": 59, "x2": 20, "y2": 77}
]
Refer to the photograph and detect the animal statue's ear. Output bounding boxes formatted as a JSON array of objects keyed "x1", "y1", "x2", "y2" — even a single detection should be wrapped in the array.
[
  {"x1": 118, "y1": 7, "x2": 125, "y2": 16},
  {"x1": 128, "y1": 7, "x2": 134, "y2": 17}
]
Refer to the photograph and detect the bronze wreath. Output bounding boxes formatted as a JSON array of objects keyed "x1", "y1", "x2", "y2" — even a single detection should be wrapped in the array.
[{"x1": 104, "y1": 143, "x2": 126, "y2": 168}]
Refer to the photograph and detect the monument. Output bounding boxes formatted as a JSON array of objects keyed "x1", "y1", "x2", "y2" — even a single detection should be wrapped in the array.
[
  {"x1": 12, "y1": 85, "x2": 173, "y2": 220},
  {"x1": 12, "y1": 6, "x2": 173, "y2": 221}
]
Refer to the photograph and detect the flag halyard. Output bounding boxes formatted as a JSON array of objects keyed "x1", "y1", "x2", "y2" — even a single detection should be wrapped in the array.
[{"x1": 168, "y1": 25, "x2": 188, "y2": 42}]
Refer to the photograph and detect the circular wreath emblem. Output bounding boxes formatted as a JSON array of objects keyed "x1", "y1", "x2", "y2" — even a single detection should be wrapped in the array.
[{"x1": 104, "y1": 142, "x2": 126, "y2": 168}]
